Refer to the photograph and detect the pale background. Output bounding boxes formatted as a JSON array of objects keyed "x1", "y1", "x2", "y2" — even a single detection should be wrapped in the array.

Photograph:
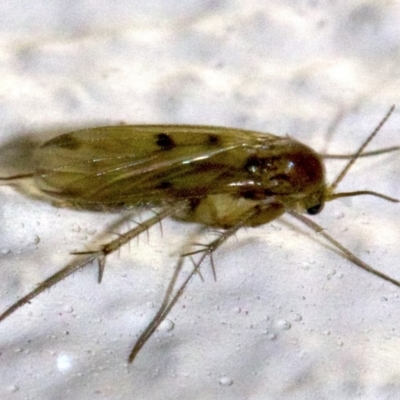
[{"x1": 1, "y1": 1, "x2": 400, "y2": 399}]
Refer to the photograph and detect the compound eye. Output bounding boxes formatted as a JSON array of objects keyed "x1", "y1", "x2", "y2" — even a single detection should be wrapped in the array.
[{"x1": 307, "y1": 203, "x2": 323, "y2": 215}]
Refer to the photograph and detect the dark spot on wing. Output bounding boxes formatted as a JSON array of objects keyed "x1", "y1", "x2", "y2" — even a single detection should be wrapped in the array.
[
  {"x1": 240, "y1": 189, "x2": 260, "y2": 200},
  {"x1": 206, "y1": 134, "x2": 220, "y2": 146},
  {"x1": 240, "y1": 189, "x2": 257, "y2": 200},
  {"x1": 243, "y1": 156, "x2": 261, "y2": 174},
  {"x1": 188, "y1": 198, "x2": 201, "y2": 211},
  {"x1": 270, "y1": 174, "x2": 289, "y2": 182},
  {"x1": 156, "y1": 181, "x2": 173, "y2": 189},
  {"x1": 240, "y1": 188, "x2": 275, "y2": 200},
  {"x1": 155, "y1": 133, "x2": 176, "y2": 150},
  {"x1": 42, "y1": 133, "x2": 81, "y2": 150}
]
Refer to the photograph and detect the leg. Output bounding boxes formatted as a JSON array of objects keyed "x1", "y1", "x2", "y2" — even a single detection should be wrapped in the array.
[
  {"x1": 0, "y1": 204, "x2": 181, "y2": 323},
  {"x1": 288, "y1": 209, "x2": 400, "y2": 288},
  {"x1": 128, "y1": 206, "x2": 260, "y2": 363}
]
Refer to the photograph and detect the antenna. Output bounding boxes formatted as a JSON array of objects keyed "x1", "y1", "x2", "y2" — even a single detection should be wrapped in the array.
[{"x1": 326, "y1": 105, "x2": 397, "y2": 202}]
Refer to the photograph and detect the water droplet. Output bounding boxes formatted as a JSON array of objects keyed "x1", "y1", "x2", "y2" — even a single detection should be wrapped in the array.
[
  {"x1": 300, "y1": 259, "x2": 315, "y2": 270},
  {"x1": 27, "y1": 235, "x2": 40, "y2": 245},
  {"x1": 267, "y1": 332, "x2": 277, "y2": 340},
  {"x1": 276, "y1": 320, "x2": 291, "y2": 330},
  {"x1": 57, "y1": 353, "x2": 73, "y2": 373},
  {"x1": 84, "y1": 227, "x2": 97, "y2": 235},
  {"x1": 291, "y1": 313, "x2": 302, "y2": 322},
  {"x1": 219, "y1": 376, "x2": 233, "y2": 386},
  {"x1": 63, "y1": 305, "x2": 74, "y2": 313},
  {"x1": 326, "y1": 269, "x2": 336, "y2": 280},
  {"x1": 334, "y1": 211, "x2": 345, "y2": 219},
  {"x1": 70, "y1": 223, "x2": 81, "y2": 232},
  {"x1": 158, "y1": 319, "x2": 174, "y2": 332},
  {"x1": 300, "y1": 262, "x2": 310, "y2": 270},
  {"x1": 146, "y1": 301, "x2": 156, "y2": 309},
  {"x1": 7, "y1": 385, "x2": 18, "y2": 393},
  {"x1": 77, "y1": 234, "x2": 89, "y2": 241}
]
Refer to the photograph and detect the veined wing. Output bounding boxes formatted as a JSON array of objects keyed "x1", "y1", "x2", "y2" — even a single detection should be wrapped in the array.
[{"x1": 34, "y1": 125, "x2": 286, "y2": 207}]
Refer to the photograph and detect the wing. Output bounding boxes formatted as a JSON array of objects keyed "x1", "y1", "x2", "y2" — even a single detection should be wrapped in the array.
[{"x1": 34, "y1": 125, "x2": 291, "y2": 208}]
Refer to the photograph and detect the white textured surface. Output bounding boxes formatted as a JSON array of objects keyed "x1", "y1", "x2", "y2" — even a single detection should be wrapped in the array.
[{"x1": 1, "y1": 2, "x2": 400, "y2": 399}]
